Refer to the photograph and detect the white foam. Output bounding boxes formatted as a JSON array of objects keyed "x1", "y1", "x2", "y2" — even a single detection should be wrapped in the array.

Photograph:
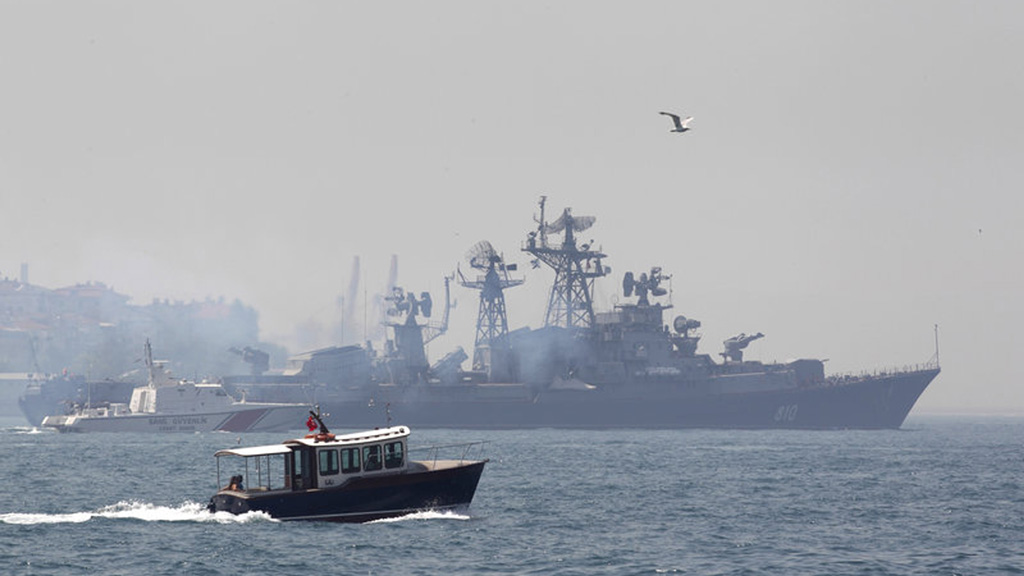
[
  {"x1": 0, "y1": 500, "x2": 275, "y2": 525},
  {"x1": 2, "y1": 426, "x2": 46, "y2": 435},
  {"x1": 0, "y1": 511, "x2": 93, "y2": 525},
  {"x1": 367, "y1": 509, "x2": 472, "y2": 524}
]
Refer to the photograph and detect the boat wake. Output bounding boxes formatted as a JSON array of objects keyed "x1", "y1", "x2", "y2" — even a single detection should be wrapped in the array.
[
  {"x1": 367, "y1": 509, "x2": 472, "y2": 524},
  {"x1": 0, "y1": 500, "x2": 275, "y2": 525},
  {"x1": 1, "y1": 426, "x2": 46, "y2": 435}
]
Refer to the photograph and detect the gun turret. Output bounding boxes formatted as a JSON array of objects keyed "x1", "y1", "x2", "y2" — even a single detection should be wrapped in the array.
[{"x1": 228, "y1": 346, "x2": 270, "y2": 376}]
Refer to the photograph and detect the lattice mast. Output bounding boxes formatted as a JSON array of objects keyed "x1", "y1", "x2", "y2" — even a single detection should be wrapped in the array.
[
  {"x1": 523, "y1": 196, "x2": 609, "y2": 331},
  {"x1": 458, "y1": 241, "x2": 524, "y2": 371}
]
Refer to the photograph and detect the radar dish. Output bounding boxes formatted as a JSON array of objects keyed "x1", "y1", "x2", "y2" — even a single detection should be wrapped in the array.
[
  {"x1": 419, "y1": 292, "x2": 433, "y2": 317},
  {"x1": 673, "y1": 315, "x2": 688, "y2": 333},
  {"x1": 673, "y1": 315, "x2": 701, "y2": 334},
  {"x1": 543, "y1": 209, "x2": 596, "y2": 235},
  {"x1": 571, "y1": 215, "x2": 596, "y2": 231},
  {"x1": 466, "y1": 240, "x2": 499, "y2": 270},
  {"x1": 623, "y1": 271, "x2": 634, "y2": 297}
]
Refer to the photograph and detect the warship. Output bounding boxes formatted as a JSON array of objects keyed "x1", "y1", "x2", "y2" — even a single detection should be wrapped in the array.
[
  {"x1": 225, "y1": 197, "x2": 940, "y2": 430},
  {"x1": 18, "y1": 373, "x2": 136, "y2": 428}
]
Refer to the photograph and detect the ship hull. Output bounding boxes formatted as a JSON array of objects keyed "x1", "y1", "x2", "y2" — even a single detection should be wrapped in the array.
[
  {"x1": 317, "y1": 369, "x2": 939, "y2": 431},
  {"x1": 41, "y1": 404, "x2": 309, "y2": 433}
]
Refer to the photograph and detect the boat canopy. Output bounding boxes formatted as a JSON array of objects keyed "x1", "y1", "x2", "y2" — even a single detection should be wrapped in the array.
[{"x1": 215, "y1": 444, "x2": 293, "y2": 458}]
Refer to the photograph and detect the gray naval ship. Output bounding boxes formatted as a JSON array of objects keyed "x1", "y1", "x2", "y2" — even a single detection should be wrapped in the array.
[{"x1": 226, "y1": 197, "x2": 940, "y2": 430}]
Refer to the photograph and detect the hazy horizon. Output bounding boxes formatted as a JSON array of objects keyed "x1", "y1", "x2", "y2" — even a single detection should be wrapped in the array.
[{"x1": 2, "y1": 2, "x2": 1022, "y2": 415}]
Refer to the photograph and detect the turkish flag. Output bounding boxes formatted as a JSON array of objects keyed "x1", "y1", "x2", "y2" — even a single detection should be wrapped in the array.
[{"x1": 306, "y1": 415, "x2": 317, "y2": 431}]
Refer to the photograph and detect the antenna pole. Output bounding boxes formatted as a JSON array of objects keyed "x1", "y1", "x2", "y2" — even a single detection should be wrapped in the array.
[
  {"x1": 934, "y1": 324, "x2": 940, "y2": 368},
  {"x1": 538, "y1": 195, "x2": 547, "y2": 247}
]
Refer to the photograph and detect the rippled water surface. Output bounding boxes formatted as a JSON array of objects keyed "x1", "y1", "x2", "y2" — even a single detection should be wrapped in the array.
[{"x1": 3, "y1": 415, "x2": 1023, "y2": 575}]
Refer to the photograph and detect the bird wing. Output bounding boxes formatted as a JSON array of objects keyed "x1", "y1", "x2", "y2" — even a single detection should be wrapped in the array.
[
  {"x1": 659, "y1": 111, "x2": 683, "y2": 130},
  {"x1": 680, "y1": 116, "x2": 694, "y2": 128}
]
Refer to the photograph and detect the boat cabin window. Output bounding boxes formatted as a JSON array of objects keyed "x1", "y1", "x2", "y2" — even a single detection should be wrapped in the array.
[
  {"x1": 340, "y1": 447, "x2": 361, "y2": 474},
  {"x1": 319, "y1": 449, "x2": 339, "y2": 476},
  {"x1": 384, "y1": 441, "x2": 404, "y2": 469},
  {"x1": 219, "y1": 453, "x2": 289, "y2": 493},
  {"x1": 363, "y1": 444, "x2": 382, "y2": 472}
]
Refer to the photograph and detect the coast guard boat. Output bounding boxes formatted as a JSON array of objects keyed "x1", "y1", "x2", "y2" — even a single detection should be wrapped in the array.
[
  {"x1": 207, "y1": 409, "x2": 487, "y2": 522},
  {"x1": 41, "y1": 341, "x2": 309, "y2": 433}
]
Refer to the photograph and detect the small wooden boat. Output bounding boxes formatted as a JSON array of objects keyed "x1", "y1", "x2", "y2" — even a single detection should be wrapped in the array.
[{"x1": 206, "y1": 410, "x2": 487, "y2": 522}]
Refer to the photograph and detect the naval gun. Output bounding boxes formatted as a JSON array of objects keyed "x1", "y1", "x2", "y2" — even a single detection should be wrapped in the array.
[
  {"x1": 721, "y1": 332, "x2": 764, "y2": 363},
  {"x1": 228, "y1": 346, "x2": 270, "y2": 376}
]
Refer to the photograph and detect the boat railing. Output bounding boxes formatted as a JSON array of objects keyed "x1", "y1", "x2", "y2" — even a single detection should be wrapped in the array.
[
  {"x1": 825, "y1": 358, "x2": 940, "y2": 385},
  {"x1": 409, "y1": 441, "x2": 488, "y2": 467}
]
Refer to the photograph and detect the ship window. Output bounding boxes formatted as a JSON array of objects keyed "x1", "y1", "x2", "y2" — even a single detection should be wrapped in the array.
[
  {"x1": 319, "y1": 449, "x2": 339, "y2": 476},
  {"x1": 384, "y1": 441, "x2": 404, "y2": 469},
  {"x1": 363, "y1": 444, "x2": 382, "y2": 472},
  {"x1": 340, "y1": 447, "x2": 361, "y2": 474}
]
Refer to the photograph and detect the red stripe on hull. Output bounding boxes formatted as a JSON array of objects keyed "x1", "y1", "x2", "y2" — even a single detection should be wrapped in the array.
[{"x1": 217, "y1": 409, "x2": 268, "y2": 432}]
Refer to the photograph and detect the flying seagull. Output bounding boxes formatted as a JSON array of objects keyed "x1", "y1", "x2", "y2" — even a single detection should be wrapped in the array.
[{"x1": 660, "y1": 111, "x2": 693, "y2": 133}]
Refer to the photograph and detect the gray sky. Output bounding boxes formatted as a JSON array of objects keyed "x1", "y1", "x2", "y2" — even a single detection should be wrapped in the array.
[{"x1": 2, "y1": 2, "x2": 1022, "y2": 414}]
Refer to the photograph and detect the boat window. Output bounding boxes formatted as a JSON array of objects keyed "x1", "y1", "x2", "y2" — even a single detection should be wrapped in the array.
[
  {"x1": 340, "y1": 447, "x2": 361, "y2": 474},
  {"x1": 384, "y1": 441, "x2": 404, "y2": 469},
  {"x1": 319, "y1": 449, "x2": 339, "y2": 476},
  {"x1": 291, "y1": 449, "x2": 308, "y2": 489},
  {"x1": 363, "y1": 444, "x2": 382, "y2": 472}
]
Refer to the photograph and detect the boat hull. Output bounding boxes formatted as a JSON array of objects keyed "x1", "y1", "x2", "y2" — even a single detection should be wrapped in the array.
[
  {"x1": 315, "y1": 368, "x2": 939, "y2": 430},
  {"x1": 42, "y1": 404, "x2": 309, "y2": 433},
  {"x1": 208, "y1": 460, "x2": 487, "y2": 522}
]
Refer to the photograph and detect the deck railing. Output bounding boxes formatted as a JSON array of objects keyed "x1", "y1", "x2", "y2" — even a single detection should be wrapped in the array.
[
  {"x1": 409, "y1": 441, "x2": 488, "y2": 466},
  {"x1": 825, "y1": 357, "x2": 940, "y2": 385}
]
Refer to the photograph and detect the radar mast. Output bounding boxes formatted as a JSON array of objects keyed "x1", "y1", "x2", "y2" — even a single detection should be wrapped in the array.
[
  {"x1": 458, "y1": 241, "x2": 524, "y2": 377},
  {"x1": 523, "y1": 196, "x2": 609, "y2": 332}
]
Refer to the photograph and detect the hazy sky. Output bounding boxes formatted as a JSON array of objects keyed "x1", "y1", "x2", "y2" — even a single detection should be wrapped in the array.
[{"x1": 2, "y1": 2, "x2": 1022, "y2": 414}]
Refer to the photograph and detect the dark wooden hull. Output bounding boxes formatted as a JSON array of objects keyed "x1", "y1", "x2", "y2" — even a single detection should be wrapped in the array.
[{"x1": 208, "y1": 460, "x2": 487, "y2": 522}]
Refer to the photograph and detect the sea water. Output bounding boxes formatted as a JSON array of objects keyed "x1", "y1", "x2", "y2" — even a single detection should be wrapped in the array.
[{"x1": 2, "y1": 415, "x2": 1022, "y2": 575}]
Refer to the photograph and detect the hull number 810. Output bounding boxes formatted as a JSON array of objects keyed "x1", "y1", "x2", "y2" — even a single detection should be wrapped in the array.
[{"x1": 774, "y1": 404, "x2": 798, "y2": 423}]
